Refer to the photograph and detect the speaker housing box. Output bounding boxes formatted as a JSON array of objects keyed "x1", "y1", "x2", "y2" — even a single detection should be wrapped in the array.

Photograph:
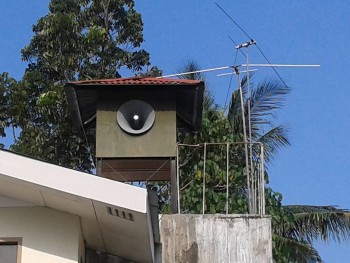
[{"x1": 96, "y1": 89, "x2": 177, "y2": 158}]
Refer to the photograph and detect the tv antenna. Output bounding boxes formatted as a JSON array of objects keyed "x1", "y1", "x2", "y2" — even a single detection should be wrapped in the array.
[
  {"x1": 158, "y1": 3, "x2": 320, "y2": 215},
  {"x1": 158, "y1": 60, "x2": 319, "y2": 216}
]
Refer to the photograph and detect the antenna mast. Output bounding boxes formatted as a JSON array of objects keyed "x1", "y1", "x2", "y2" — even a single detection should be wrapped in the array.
[{"x1": 235, "y1": 39, "x2": 257, "y2": 214}]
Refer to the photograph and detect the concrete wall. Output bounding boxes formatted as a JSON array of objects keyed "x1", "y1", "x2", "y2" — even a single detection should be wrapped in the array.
[
  {"x1": 160, "y1": 214, "x2": 272, "y2": 263},
  {"x1": 0, "y1": 206, "x2": 83, "y2": 263}
]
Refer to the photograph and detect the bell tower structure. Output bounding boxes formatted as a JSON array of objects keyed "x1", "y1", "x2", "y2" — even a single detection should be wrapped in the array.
[{"x1": 65, "y1": 77, "x2": 204, "y2": 182}]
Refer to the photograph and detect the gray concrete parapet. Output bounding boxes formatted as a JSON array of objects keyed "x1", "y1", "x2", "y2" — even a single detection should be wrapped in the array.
[{"x1": 159, "y1": 214, "x2": 272, "y2": 263}]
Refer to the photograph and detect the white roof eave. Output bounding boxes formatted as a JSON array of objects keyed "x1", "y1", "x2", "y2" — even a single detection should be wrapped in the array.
[
  {"x1": 0, "y1": 149, "x2": 155, "y2": 262},
  {"x1": 0, "y1": 149, "x2": 147, "y2": 213}
]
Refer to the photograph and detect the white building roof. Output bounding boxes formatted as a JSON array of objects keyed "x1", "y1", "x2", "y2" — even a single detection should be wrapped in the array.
[{"x1": 0, "y1": 149, "x2": 156, "y2": 262}]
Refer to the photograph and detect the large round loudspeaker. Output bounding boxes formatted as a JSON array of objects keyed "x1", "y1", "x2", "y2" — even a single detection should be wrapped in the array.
[{"x1": 117, "y1": 100, "x2": 155, "y2": 135}]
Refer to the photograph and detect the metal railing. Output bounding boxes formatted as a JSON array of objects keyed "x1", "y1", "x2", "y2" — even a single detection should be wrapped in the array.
[{"x1": 176, "y1": 142, "x2": 265, "y2": 215}]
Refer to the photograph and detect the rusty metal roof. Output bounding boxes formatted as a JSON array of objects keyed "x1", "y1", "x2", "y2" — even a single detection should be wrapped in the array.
[{"x1": 69, "y1": 77, "x2": 202, "y2": 86}]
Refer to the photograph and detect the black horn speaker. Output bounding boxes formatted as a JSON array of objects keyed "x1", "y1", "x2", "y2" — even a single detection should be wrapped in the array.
[{"x1": 117, "y1": 100, "x2": 155, "y2": 135}]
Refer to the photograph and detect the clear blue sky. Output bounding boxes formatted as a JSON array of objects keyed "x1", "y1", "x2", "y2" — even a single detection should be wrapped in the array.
[{"x1": 1, "y1": 1, "x2": 349, "y2": 261}]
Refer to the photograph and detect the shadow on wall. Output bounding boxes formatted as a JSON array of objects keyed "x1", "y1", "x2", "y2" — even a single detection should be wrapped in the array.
[{"x1": 86, "y1": 248, "x2": 134, "y2": 263}]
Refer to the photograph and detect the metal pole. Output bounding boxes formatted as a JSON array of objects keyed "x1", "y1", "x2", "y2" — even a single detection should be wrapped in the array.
[
  {"x1": 260, "y1": 143, "x2": 265, "y2": 214},
  {"x1": 176, "y1": 144, "x2": 181, "y2": 214},
  {"x1": 202, "y1": 143, "x2": 207, "y2": 214},
  {"x1": 245, "y1": 47, "x2": 255, "y2": 214},
  {"x1": 237, "y1": 72, "x2": 251, "y2": 214},
  {"x1": 159, "y1": 66, "x2": 232, "y2": 78},
  {"x1": 226, "y1": 143, "x2": 230, "y2": 215},
  {"x1": 257, "y1": 156, "x2": 261, "y2": 215}
]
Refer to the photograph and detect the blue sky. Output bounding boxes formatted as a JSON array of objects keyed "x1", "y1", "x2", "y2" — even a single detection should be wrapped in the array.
[{"x1": 1, "y1": 1, "x2": 350, "y2": 261}]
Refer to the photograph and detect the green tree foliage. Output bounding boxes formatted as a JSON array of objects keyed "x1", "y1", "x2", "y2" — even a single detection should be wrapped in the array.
[
  {"x1": 178, "y1": 109, "x2": 248, "y2": 214},
  {"x1": 0, "y1": 0, "x2": 153, "y2": 171},
  {"x1": 0, "y1": 73, "x2": 16, "y2": 138},
  {"x1": 176, "y1": 59, "x2": 215, "y2": 111}
]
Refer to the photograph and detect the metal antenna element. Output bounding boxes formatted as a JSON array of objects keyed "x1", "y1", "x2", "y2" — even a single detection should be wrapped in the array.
[
  {"x1": 217, "y1": 69, "x2": 258, "y2": 77},
  {"x1": 158, "y1": 66, "x2": 233, "y2": 78},
  {"x1": 235, "y1": 39, "x2": 256, "y2": 49},
  {"x1": 161, "y1": 64, "x2": 320, "y2": 79},
  {"x1": 242, "y1": 64, "x2": 320, "y2": 68},
  {"x1": 255, "y1": 44, "x2": 289, "y2": 87}
]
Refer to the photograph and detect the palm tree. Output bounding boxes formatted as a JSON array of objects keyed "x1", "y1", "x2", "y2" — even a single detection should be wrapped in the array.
[
  {"x1": 271, "y1": 204, "x2": 350, "y2": 262},
  {"x1": 175, "y1": 60, "x2": 350, "y2": 262},
  {"x1": 176, "y1": 59, "x2": 215, "y2": 111},
  {"x1": 227, "y1": 74, "x2": 290, "y2": 163}
]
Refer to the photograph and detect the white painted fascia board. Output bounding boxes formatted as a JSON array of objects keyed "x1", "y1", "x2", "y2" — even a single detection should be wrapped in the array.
[{"x1": 0, "y1": 150, "x2": 148, "y2": 213}]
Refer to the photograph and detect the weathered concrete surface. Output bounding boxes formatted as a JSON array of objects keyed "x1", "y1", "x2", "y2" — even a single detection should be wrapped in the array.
[{"x1": 160, "y1": 214, "x2": 272, "y2": 263}]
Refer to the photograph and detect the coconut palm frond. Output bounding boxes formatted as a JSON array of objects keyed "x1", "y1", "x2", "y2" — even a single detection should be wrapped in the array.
[
  {"x1": 228, "y1": 89, "x2": 240, "y2": 119},
  {"x1": 286, "y1": 205, "x2": 350, "y2": 215},
  {"x1": 227, "y1": 89, "x2": 243, "y2": 134},
  {"x1": 203, "y1": 89, "x2": 216, "y2": 112},
  {"x1": 239, "y1": 73, "x2": 251, "y2": 95},
  {"x1": 228, "y1": 76, "x2": 289, "y2": 139},
  {"x1": 177, "y1": 59, "x2": 206, "y2": 81},
  {"x1": 273, "y1": 234, "x2": 323, "y2": 263},
  {"x1": 227, "y1": 74, "x2": 250, "y2": 116},
  {"x1": 177, "y1": 60, "x2": 214, "y2": 111},
  {"x1": 284, "y1": 205, "x2": 350, "y2": 243},
  {"x1": 257, "y1": 125, "x2": 290, "y2": 162},
  {"x1": 227, "y1": 74, "x2": 252, "y2": 134},
  {"x1": 250, "y1": 78, "x2": 290, "y2": 127}
]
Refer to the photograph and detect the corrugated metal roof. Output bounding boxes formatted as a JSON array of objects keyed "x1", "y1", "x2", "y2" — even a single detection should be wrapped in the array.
[{"x1": 69, "y1": 77, "x2": 202, "y2": 86}]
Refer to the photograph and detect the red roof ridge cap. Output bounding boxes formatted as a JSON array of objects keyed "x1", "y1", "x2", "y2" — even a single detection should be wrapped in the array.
[{"x1": 67, "y1": 76, "x2": 203, "y2": 86}]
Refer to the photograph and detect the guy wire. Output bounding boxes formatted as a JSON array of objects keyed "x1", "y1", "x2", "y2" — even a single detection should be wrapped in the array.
[
  {"x1": 215, "y1": 3, "x2": 253, "y2": 40},
  {"x1": 255, "y1": 44, "x2": 289, "y2": 87},
  {"x1": 224, "y1": 48, "x2": 238, "y2": 110},
  {"x1": 217, "y1": 3, "x2": 289, "y2": 88},
  {"x1": 228, "y1": 35, "x2": 246, "y2": 58}
]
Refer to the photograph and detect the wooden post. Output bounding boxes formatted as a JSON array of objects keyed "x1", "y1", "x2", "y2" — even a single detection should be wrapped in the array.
[
  {"x1": 96, "y1": 158, "x2": 102, "y2": 176},
  {"x1": 170, "y1": 158, "x2": 178, "y2": 213}
]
